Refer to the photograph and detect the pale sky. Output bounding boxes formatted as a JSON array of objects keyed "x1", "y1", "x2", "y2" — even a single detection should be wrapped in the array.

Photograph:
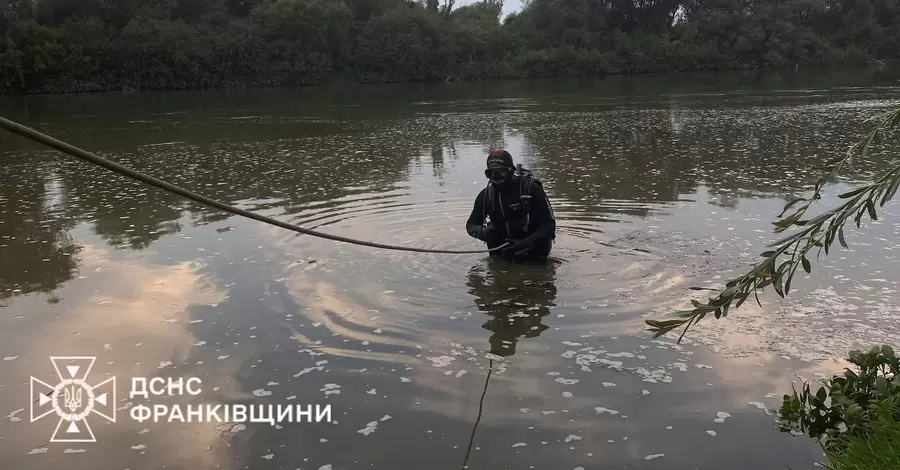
[{"x1": 457, "y1": 0, "x2": 524, "y2": 18}]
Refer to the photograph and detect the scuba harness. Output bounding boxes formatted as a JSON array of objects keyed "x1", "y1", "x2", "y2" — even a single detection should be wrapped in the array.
[{"x1": 482, "y1": 164, "x2": 546, "y2": 235}]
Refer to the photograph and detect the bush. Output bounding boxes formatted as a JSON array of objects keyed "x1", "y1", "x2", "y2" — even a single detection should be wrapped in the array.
[{"x1": 778, "y1": 345, "x2": 900, "y2": 448}]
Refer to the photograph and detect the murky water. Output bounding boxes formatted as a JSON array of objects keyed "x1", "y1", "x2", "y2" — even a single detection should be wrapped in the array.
[{"x1": 3, "y1": 70, "x2": 900, "y2": 470}]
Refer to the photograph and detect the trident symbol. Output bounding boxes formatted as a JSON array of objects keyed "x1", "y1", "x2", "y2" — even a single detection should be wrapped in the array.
[{"x1": 64, "y1": 386, "x2": 83, "y2": 412}]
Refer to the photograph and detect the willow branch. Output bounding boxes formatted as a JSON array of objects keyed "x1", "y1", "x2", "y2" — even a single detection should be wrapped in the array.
[{"x1": 646, "y1": 106, "x2": 900, "y2": 341}]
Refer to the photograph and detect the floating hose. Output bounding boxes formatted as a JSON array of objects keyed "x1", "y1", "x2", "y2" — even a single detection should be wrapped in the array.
[{"x1": 0, "y1": 116, "x2": 506, "y2": 254}]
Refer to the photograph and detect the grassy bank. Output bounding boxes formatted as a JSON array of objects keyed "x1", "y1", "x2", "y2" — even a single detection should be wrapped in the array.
[{"x1": 826, "y1": 409, "x2": 900, "y2": 470}]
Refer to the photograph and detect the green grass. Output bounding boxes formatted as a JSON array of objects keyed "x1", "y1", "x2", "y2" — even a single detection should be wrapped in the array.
[{"x1": 826, "y1": 410, "x2": 900, "y2": 470}]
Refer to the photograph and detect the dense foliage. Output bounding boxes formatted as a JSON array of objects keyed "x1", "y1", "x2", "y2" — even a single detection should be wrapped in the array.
[
  {"x1": 2, "y1": 0, "x2": 899, "y2": 93},
  {"x1": 778, "y1": 345, "x2": 900, "y2": 447},
  {"x1": 778, "y1": 345, "x2": 900, "y2": 469}
]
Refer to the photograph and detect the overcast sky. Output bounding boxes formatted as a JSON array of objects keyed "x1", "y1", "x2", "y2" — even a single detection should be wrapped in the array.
[
  {"x1": 501, "y1": 0, "x2": 523, "y2": 17},
  {"x1": 457, "y1": 0, "x2": 524, "y2": 18}
]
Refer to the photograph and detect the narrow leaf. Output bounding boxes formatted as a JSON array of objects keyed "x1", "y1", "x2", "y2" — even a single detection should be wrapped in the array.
[
  {"x1": 773, "y1": 273, "x2": 785, "y2": 298},
  {"x1": 838, "y1": 186, "x2": 871, "y2": 199},
  {"x1": 882, "y1": 175, "x2": 900, "y2": 207},
  {"x1": 838, "y1": 226, "x2": 848, "y2": 249},
  {"x1": 778, "y1": 198, "x2": 808, "y2": 218},
  {"x1": 867, "y1": 200, "x2": 877, "y2": 221},
  {"x1": 801, "y1": 256, "x2": 811, "y2": 273}
]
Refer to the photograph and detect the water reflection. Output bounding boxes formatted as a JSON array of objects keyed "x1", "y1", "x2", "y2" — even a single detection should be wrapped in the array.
[
  {"x1": 466, "y1": 258, "x2": 557, "y2": 357},
  {"x1": 0, "y1": 156, "x2": 81, "y2": 304},
  {"x1": 2, "y1": 73, "x2": 900, "y2": 470}
]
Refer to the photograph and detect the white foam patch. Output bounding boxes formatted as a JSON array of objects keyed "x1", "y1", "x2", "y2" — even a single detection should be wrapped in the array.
[
  {"x1": 320, "y1": 384, "x2": 341, "y2": 395},
  {"x1": 606, "y1": 352, "x2": 634, "y2": 358},
  {"x1": 262, "y1": 454, "x2": 274, "y2": 460},
  {"x1": 358, "y1": 421, "x2": 379, "y2": 435},
  {"x1": 6, "y1": 408, "x2": 24, "y2": 422},
  {"x1": 645, "y1": 454, "x2": 665, "y2": 461},
  {"x1": 706, "y1": 430, "x2": 717, "y2": 437},
  {"x1": 2, "y1": 355, "x2": 19, "y2": 361},
  {"x1": 714, "y1": 412, "x2": 732, "y2": 423},
  {"x1": 555, "y1": 378, "x2": 579, "y2": 385},
  {"x1": 64, "y1": 449, "x2": 87, "y2": 454},
  {"x1": 295, "y1": 365, "x2": 325, "y2": 377},
  {"x1": 512, "y1": 442, "x2": 527, "y2": 448},
  {"x1": 428, "y1": 356, "x2": 455, "y2": 368},
  {"x1": 564, "y1": 435, "x2": 582, "y2": 443},
  {"x1": 595, "y1": 407, "x2": 619, "y2": 415},
  {"x1": 252, "y1": 389, "x2": 272, "y2": 397},
  {"x1": 366, "y1": 389, "x2": 377, "y2": 395},
  {"x1": 28, "y1": 447, "x2": 49, "y2": 455},
  {"x1": 748, "y1": 401, "x2": 775, "y2": 415}
]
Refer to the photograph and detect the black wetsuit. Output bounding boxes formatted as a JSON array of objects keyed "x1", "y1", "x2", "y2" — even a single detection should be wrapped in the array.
[{"x1": 465, "y1": 175, "x2": 556, "y2": 260}]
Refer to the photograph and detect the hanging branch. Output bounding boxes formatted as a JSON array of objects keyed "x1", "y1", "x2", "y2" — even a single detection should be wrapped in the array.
[{"x1": 646, "y1": 106, "x2": 900, "y2": 342}]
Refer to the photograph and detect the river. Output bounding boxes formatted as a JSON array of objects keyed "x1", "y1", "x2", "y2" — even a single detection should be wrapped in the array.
[{"x1": 2, "y1": 68, "x2": 900, "y2": 470}]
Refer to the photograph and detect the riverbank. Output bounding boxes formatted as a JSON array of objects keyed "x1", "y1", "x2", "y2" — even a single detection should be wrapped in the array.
[{"x1": 3, "y1": 0, "x2": 900, "y2": 95}]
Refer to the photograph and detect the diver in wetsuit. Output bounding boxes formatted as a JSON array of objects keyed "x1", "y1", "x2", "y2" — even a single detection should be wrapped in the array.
[{"x1": 466, "y1": 150, "x2": 556, "y2": 260}]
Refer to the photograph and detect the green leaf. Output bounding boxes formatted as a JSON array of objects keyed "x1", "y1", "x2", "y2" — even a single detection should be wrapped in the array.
[
  {"x1": 881, "y1": 345, "x2": 895, "y2": 361},
  {"x1": 734, "y1": 292, "x2": 750, "y2": 309},
  {"x1": 773, "y1": 272, "x2": 785, "y2": 298},
  {"x1": 882, "y1": 175, "x2": 900, "y2": 207},
  {"x1": 867, "y1": 200, "x2": 877, "y2": 221},
  {"x1": 875, "y1": 376, "x2": 888, "y2": 394},
  {"x1": 784, "y1": 266, "x2": 795, "y2": 296},
  {"x1": 801, "y1": 256, "x2": 811, "y2": 274},
  {"x1": 838, "y1": 186, "x2": 871, "y2": 199},
  {"x1": 838, "y1": 227, "x2": 848, "y2": 249},
  {"x1": 645, "y1": 319, "x2": 688, "y2": 329},
  {"x1": 778, "y1": 198, "x2": 808, "y2": 218}
]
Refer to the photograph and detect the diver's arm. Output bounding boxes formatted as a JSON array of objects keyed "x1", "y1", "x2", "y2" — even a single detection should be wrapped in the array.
[
  {"x1": 466, "y1": 188, "x2": 487, "y2": 239},
  {"x1": 523, "y1": 184, "x2": 556, "y2": 242}
]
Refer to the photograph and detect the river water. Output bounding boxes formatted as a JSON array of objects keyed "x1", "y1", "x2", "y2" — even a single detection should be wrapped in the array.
[{"x1": 2, "y1": 69, "x2": 900, "y2": 470}]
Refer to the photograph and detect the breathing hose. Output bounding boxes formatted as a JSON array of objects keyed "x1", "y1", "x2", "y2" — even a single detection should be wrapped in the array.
[{"x1": 0, "y1": 116, "x2": 507, "y2": 254}]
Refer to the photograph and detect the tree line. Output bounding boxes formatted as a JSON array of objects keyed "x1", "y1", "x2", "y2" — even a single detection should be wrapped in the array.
[{"x1": 1, "y1": 0, "x2": 899, "y2": 94}]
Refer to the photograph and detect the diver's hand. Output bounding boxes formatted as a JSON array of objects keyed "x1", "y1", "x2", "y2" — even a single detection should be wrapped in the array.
[{"x1": 502, "y1": 237, "x2": 532, "y2": 256}]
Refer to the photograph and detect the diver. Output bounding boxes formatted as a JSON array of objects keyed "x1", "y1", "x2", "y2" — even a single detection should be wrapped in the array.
[
  {"x1": 465, "y1": 150, "x2": 556, "y2": 260},
  {"x1": 465, "y1": 258, "x2": 557, "y2": 357}
]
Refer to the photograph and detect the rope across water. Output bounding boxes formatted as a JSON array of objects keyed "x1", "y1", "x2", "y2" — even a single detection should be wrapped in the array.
[{"x1": 0, "y1": 116, "x2": 506, "y2": 254}]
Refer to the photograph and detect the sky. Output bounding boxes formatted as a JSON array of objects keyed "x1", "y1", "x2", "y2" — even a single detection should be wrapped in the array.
[{"x1": 457, "y1": 0, "x2": 524, "y2": 18}]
